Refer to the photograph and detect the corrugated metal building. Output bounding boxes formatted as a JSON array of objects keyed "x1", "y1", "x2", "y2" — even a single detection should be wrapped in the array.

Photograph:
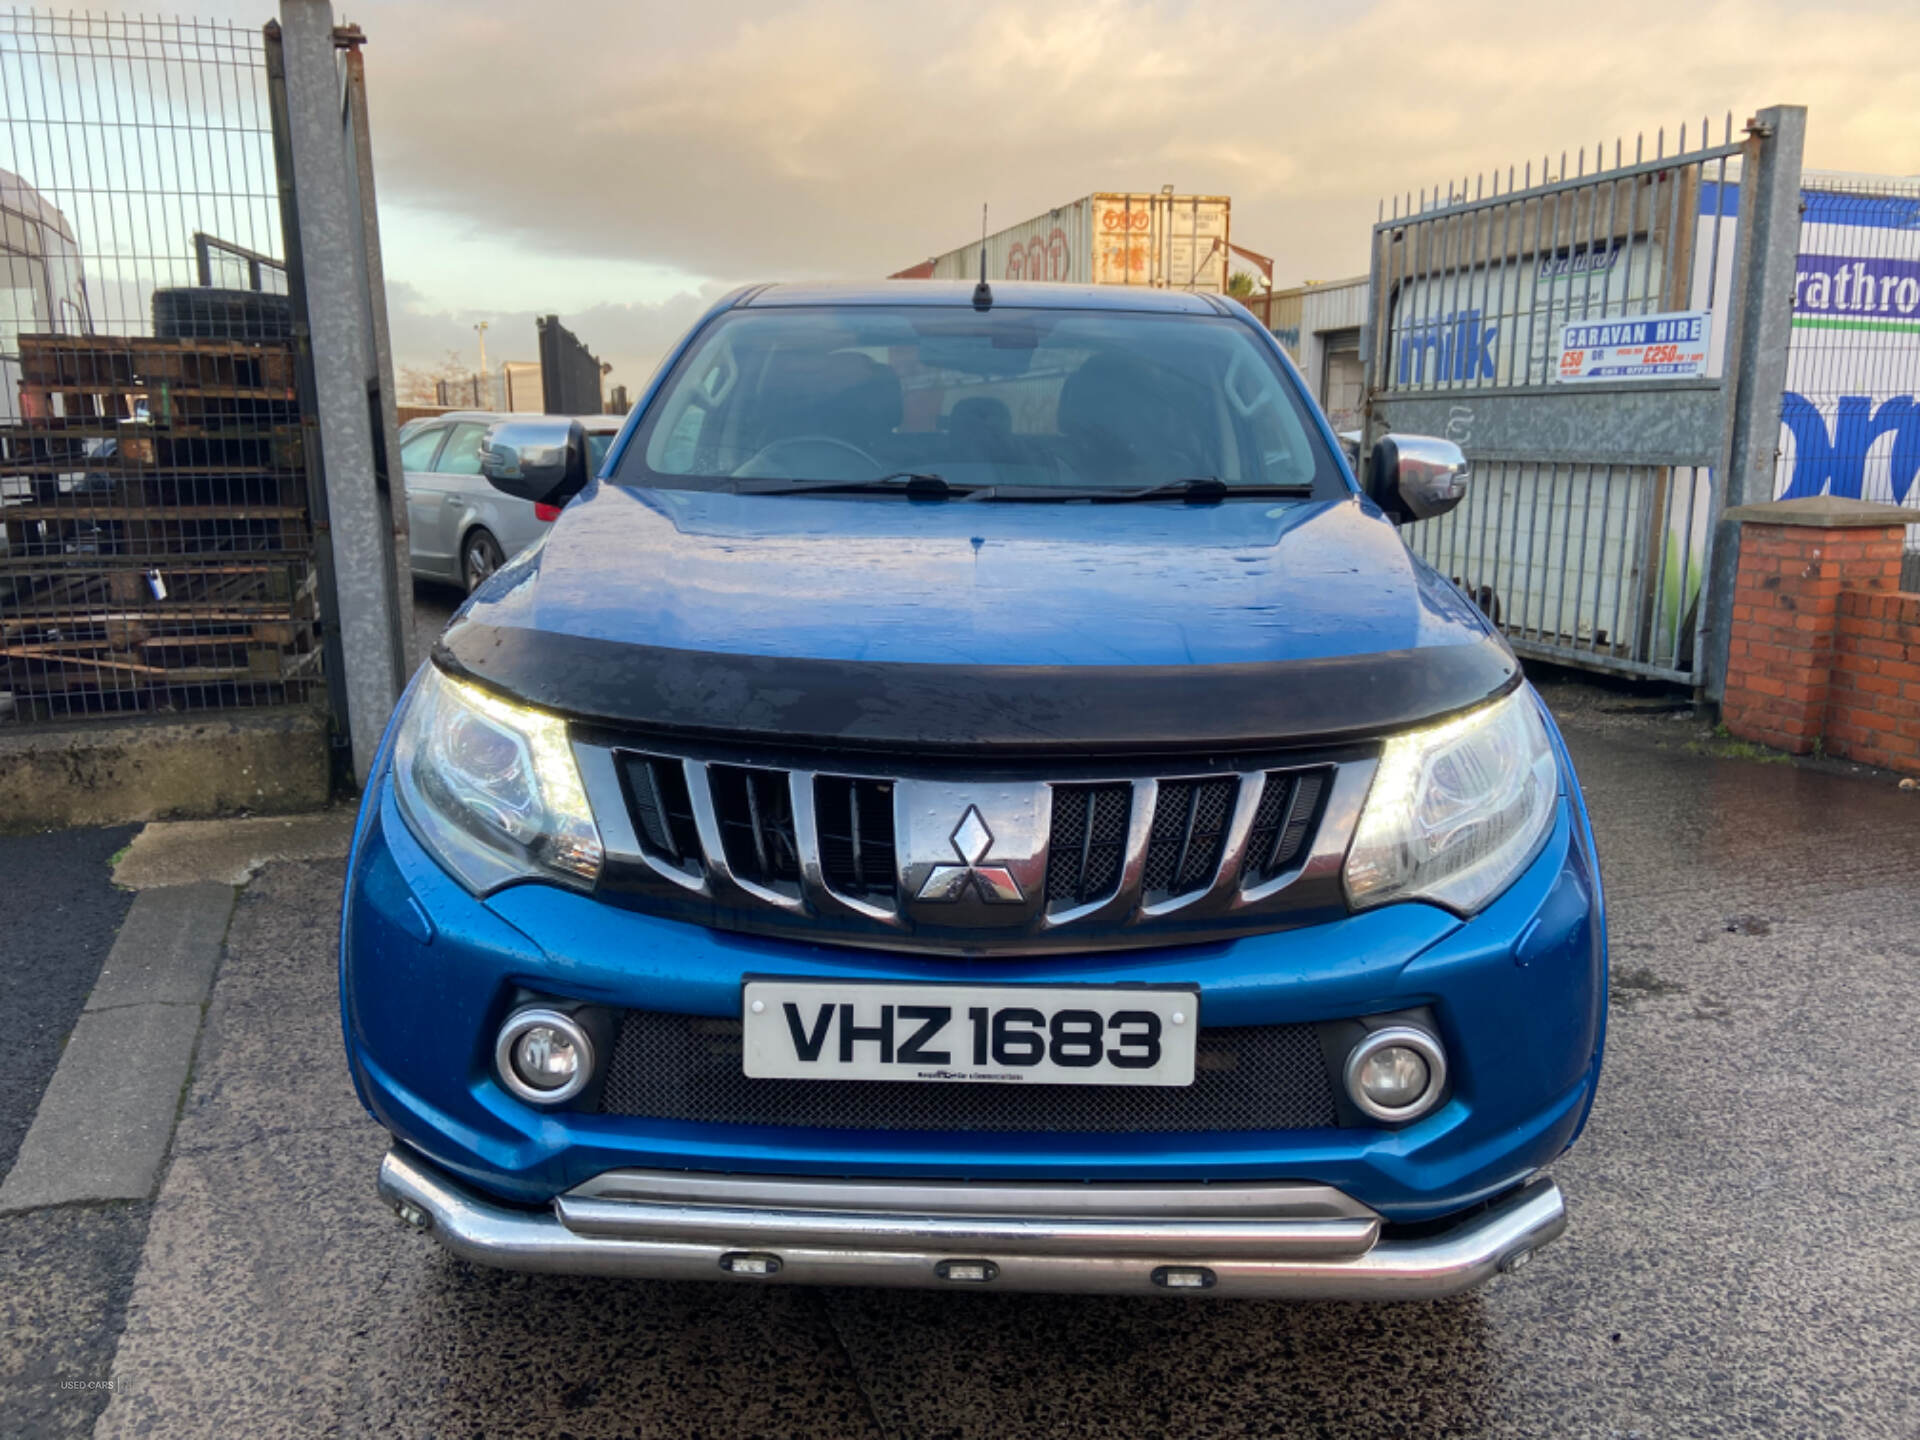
[
  {"x1": 1249, "y1": 275, "x2": 1371, "y2": 432},
  {"x1": 1298, "y1": 277, "x2": 1370, "y2": 433}
]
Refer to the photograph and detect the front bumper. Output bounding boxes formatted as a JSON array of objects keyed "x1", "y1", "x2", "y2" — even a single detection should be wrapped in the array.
[
  {"x1": 343, "y1": 694, "x2": 1606, "y2": 1230},
  {"x1": 380, "y1": 1145, "x2": 1566, "y2": 1299}
]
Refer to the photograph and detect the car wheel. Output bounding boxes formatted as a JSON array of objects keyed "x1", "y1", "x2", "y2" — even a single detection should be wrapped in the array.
[{"x1": 461, "y1": 528, "x2": 505, "y2": 592}]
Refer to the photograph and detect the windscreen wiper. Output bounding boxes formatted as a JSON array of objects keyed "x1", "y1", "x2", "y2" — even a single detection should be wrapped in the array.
[
  {"x1": 731, "y1": 471, "x2": 971, "y2": 498},
  {"x1": 1096, "y1": 477, "x2": 1316, "y2": 503},
  {"x1": 961, "y1": 478, "x2": 1316, "y2": 503}
]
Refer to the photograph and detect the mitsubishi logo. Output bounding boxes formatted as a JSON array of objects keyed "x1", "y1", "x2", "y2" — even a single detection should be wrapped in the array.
[{"x1": 916, "y1": 806, "x2": 1024, "y2": 904}]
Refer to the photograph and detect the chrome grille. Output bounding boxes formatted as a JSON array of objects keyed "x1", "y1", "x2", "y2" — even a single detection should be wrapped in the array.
[
  {"x1": 1143, "y1": 778, "x2": 1239, "y2": 899},
  {"x1": 598, "y1": 1011, "x2": 1341, "y2": 1134},
  {"x1": 572, "y1": 739, "x2": 1375, "y2": 955},
  {"x1": 710, "y1": 765, "x2": 801, "y2": 891},
  {"x1": 815, "y1": 776, "x2": 896, "y2": 902},
  {"x1": 1043, "y1": 783, "x2": 1131, "y2": 906},
  {"x1": 618, "y1": 754, "x2": 700, "y2": 867},
  {"x1": 1242, "y1": 769, "x2": 1330, "y2": 885}
]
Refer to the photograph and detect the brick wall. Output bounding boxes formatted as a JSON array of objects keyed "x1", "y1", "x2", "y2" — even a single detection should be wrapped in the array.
[
  {"x1": 1827, "y1": 590, "x2": 1920, "y2": 774},
  {"x1": 1720, "y1": 499, "x2": 1918, "y2": 776}
]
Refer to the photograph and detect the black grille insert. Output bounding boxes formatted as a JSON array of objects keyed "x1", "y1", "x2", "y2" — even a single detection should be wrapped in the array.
[
  {"x1": 1240, "y1": 769, "x2": 1329, "y2": 885},
  {"x1": 710, "y1": 765, "x2": 800, "y2": 889},
  {"x1": 619, "y1": 754, "x2": 701, "y2": 867},
  {"x1": 1044, "y1": 783, "x2": 1131, "y2": 906},
  {"x1": 598, "y1": 1010, "x2": 1339, "y2": 1133},
  {"x1": 816, "y1": 776, "x2": 896, "y2": 901},
  {"x1": 1142, "y1": 778, "x2": 1238, "y2": 898}
]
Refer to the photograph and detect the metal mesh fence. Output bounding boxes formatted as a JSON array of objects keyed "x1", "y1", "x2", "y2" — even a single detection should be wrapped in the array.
[
  {"x1": 0, "y1": 9, "x2": 316, "y2": 725},
  {"x1": 1774, "y1": 174, "x2": 1920, "y2": 589}
]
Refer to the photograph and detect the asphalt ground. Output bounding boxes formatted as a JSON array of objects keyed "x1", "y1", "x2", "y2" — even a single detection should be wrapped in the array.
[
  {"x1": 0, "y1": 824, "x2": 142, "y2": 1439},
  {"x1": 0, "y1": 824, "x2": 139, "y2": 1175},
  {"x1": 411, "y1": 579, "x2": 460, "y2": 663},
  {"x1": 7, "y1": 649, "x2": 1919, "y2": 1437}
]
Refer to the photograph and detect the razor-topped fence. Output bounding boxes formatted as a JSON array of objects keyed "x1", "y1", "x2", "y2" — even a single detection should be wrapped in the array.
[{"x1": 1362, "y1": 108, "x2": 1807, "y2": 692}]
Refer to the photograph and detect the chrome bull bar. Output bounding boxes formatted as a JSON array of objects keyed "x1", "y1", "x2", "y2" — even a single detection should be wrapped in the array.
[{"x1": 379, "y1": 1147, "x2": 1566, "y2": 1300}]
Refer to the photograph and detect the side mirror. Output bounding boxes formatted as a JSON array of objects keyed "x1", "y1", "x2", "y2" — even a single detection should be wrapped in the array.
[
  {"x1": 479, "y1": 419, "x2": 588, "y2": 507},
  {"x1": 1368, "y1": 433, "x2": 1470, "y2": 523}
]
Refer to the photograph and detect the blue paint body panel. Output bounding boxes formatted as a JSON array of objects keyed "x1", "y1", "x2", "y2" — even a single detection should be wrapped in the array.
[
  {"x1": 456, "y1": 489, "x2": 1492, "y2": 671},
  {"x1": 341, "y1": 284, "x2": 1607, "y2": 1225}
]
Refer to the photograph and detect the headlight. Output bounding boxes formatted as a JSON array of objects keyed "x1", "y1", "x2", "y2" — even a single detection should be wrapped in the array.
[
  {"x1": 391, "y1": 665, "x2": 602, "y2": 893},
  {"x1": 1344, "y1": 686, "x2": 1558, "y2": 914}
]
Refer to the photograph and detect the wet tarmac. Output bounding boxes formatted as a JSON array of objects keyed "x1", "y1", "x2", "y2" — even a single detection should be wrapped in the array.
[
  {"x1": 411, "y1": 581, "x2": 460, "y2": 665},
  {"x1": 18, "y1": 683, "x2": 1920, "y2": 1438}
]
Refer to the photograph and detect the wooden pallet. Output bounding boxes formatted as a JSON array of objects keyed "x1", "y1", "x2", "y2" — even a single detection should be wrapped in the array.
[
  {"x1": 0, "y1": 501, "x2": 305, "y2": 522},
  {"x1": 1, "y1": 559, "x2": 316, "y2": 617},
  {"x1": 2, "y1": 560, "x2": 316, "y2": 654},
  {"x1": 2, "y1": 628, "x2": 319, "y2": 685},
  {"x1": 1, "y1": 601, "x2": 320, "y2": 689},
  {"x1": 2, "y1": 332, "x2": 319, "y2": 722},
  {"x1": 2, "y1": 494, "x2": 309, "y2": 544},
  {"x1": 18, "y1": 385, "x2": 298, "y2": 428},
  {"x1": 19, "y1": 334, "x2": 296, "y2": 391}
]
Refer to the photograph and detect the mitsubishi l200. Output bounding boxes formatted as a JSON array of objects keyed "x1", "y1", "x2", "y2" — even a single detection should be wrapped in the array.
[{"x1": 342, "y1": 281, "x2": 1605, "y2": 1299}]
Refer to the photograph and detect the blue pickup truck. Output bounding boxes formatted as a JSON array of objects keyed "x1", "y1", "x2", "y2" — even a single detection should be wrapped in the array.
[{"x1": 341, "y1": 281, "x2": 1605, "y2": 1299}]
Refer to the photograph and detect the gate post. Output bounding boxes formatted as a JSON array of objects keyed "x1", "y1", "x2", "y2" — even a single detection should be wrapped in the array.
[
  {"x1": 1703, "y1": 103, "x2": 1807, "y2": 702},
  {"x1": 268, "y1": 0, "x2": 410, "y2": 786}
]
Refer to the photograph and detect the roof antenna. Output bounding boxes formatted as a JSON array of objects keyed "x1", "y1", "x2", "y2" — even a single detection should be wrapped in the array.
[{"x1": 972, "y1": 203, "x2": 992, "y2": 310}]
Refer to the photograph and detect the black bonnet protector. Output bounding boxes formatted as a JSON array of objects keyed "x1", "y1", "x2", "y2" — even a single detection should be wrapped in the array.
[{"x1": 434, "y1": 622, "x2": 1521, "y2": 757}]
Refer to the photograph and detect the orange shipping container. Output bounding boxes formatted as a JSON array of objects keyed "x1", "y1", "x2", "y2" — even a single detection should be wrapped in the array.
[{"x1": 900, "y1": 193, "x2": 1232, "y2": 293}]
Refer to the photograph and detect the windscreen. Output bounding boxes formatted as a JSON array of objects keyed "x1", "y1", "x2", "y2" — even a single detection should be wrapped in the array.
[{"x1": 614, "y1": 306, "x2": 1345, "y2": 497}]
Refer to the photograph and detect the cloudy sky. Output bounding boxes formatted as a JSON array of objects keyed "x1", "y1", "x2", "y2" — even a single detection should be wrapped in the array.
[{"x1": 108, "y1": 0, "x2": 1920, "y2": 389}]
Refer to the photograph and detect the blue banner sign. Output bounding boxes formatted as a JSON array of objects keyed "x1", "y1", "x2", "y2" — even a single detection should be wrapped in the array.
[
  {"x1": 1556, "y1": 310, "x2": 1711, "y2": 382},
  {"x1": 1793, "y1": 253, "x2": 1920, "y2": 323}
]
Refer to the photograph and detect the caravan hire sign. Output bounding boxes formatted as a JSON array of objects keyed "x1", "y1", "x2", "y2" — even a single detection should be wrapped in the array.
[{"x1": 1555, "y1": 311, "x2": 1711, "y2": 383}]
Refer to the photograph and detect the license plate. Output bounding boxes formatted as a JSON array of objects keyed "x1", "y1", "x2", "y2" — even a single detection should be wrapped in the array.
[{"x1": 741, "y1": 979, "x2": 1198, "y2": 1087}]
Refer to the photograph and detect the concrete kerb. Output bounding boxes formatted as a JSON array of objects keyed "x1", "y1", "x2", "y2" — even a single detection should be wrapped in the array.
[{"x1": 111, "y1": 808, "x2": 359, "y2": 889}]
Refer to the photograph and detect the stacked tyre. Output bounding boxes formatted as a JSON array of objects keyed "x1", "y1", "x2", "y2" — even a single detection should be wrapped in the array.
[{"x1": 150, "y1": 286, "x2": 294, "y2": 342}]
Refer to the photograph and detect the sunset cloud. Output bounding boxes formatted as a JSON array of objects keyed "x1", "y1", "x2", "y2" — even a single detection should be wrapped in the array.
[{"x1": 127, "y1": 0, "x2": 1920, "y2": 381}]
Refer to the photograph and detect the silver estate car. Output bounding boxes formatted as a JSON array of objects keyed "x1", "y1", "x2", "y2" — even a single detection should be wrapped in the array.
[{"x1": 401, "y1": 411, "x2": 623, "y2": 590}]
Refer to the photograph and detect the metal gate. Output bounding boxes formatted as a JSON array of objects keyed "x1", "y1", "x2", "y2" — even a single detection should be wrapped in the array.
[{"x1": 1361, "y1": 111, "x2": 1801, "y2": 686}]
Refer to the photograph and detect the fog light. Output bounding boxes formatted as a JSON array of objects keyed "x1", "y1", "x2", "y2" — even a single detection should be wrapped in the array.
[
  {"x1": 515, "y1": 1026, "x2": 580, "y2": 1087},
  {"x1": 495, "y1": 1007, "x2": 593, "y2": 1105},
  {"x1": 1343, "y1": 1025, "x2": 1446, "y2": 1123},
  {"x1": 1359, "y1": 1046, "x2": 1429, "y2": 1108}
]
